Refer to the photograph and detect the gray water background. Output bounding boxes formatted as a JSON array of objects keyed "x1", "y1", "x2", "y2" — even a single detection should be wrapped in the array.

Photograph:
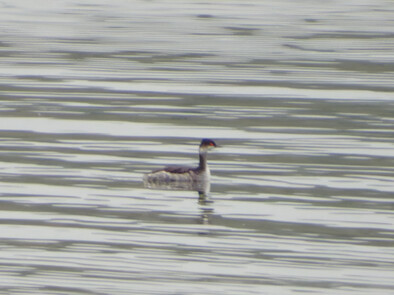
[{"x1": 0, "y1": 0, "x2": 393, "y2": 294}]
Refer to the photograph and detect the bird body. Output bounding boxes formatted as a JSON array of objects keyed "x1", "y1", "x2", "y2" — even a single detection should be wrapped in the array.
[{"x1": 143, "y1": 139, "x2": 217, "y2": 184}]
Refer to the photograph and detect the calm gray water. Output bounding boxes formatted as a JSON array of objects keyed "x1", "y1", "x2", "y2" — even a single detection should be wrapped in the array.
[{"x1": 1, "y1": 1, "x2": 394, "y2": 294}]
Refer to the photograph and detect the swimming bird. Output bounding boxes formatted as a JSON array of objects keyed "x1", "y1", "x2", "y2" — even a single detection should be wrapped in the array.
[{"x1": 143, "y1": 139, "x2": 218, "y2": 184}]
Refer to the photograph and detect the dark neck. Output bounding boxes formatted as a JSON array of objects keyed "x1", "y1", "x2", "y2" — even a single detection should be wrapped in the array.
[{"x1": 199, "y1": 151, "x2": 207, "y2": 171}]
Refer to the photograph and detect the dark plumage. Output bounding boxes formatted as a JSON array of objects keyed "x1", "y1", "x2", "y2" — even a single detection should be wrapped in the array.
[{"x1": 144, "y1": 139, "x2": 218, "y2": 183}]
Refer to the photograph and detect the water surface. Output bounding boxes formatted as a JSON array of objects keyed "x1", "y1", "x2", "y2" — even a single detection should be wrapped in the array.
[{"x1": 0, "y1": 1, "x2": 394, "y2": 294}]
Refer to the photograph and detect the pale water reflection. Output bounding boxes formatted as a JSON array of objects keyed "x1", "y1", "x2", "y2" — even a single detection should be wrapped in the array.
[{"x1": 1, "y1": 0, "x2": 394, "y2": 294}]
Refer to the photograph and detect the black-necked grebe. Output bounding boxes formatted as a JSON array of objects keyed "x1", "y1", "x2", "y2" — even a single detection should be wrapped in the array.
[{"x1": 143, "y1": 139, "x2": 218, "y2": 183}]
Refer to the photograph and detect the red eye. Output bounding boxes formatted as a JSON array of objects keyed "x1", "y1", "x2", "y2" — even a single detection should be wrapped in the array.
[{"x1": 209, "y1": 142, "x2": 215, "y2": 146}]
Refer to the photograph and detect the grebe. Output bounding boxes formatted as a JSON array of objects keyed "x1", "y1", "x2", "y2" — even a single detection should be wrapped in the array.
[{"x1": 143, "y1": 139, "x2": 218, "y2": 183}]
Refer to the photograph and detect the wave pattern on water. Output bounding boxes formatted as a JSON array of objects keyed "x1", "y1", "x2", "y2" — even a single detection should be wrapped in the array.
[{"x1": 0, "y1": 1, "x2": 394, "y2": 294}]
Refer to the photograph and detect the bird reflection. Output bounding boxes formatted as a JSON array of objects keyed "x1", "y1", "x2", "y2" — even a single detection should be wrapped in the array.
[{"x1": 143, "y1": 178, "x2": 214, "y2": 224}]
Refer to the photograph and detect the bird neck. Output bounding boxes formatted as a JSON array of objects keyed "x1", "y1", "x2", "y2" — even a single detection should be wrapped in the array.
[{"x1": 199, "y1": 150, "x2": 208, "y2": 171}]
